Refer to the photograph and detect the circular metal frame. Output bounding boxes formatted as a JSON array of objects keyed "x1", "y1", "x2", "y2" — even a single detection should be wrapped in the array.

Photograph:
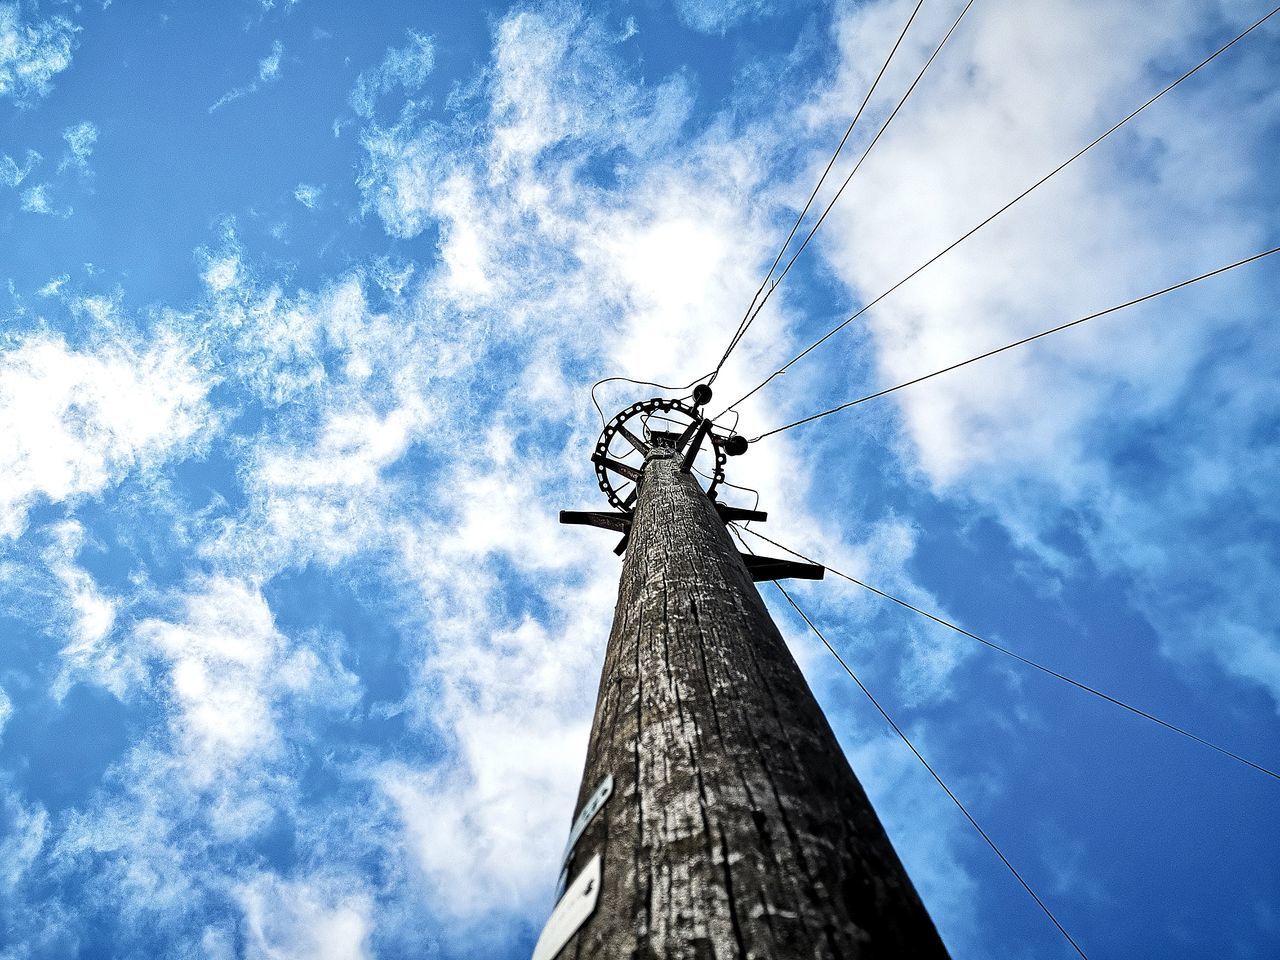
[{"x1": 594, "y1": 397, "x2": 728, "y2": 511}]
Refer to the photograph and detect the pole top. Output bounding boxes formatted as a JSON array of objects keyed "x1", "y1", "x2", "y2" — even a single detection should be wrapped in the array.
[{"x1": 590, "y1": 397, "x2": 727, "y2": 512}]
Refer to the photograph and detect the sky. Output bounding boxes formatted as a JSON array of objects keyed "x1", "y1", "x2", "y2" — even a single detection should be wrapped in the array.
[{"x1": 1, "y1": 0, "x2": 1278, "y2": 957}]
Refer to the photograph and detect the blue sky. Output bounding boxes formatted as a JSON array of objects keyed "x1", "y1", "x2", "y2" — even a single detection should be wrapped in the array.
[{"x1": 1, "y1": 0, "x2": 1278, "y2": 957}]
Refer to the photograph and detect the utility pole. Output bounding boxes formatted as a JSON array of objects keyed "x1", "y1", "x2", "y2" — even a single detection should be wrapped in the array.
[{"x1": 541, "y1": 392, "x2": 948, "y2": 959}]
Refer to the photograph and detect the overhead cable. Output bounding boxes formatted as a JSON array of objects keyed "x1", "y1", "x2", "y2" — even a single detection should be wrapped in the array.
[
  {"x1": 707, "y1": 0, "x2": 929, "y2": 384},
  {"x1": 747, "y1": 244, "x2": 1280, "y2": 440},
  {"x1": 716, "y1": 0, "x2": 979, "y2": 375},
  {"x1": 773, "y1": 582, "x2": 1089, "y2": 960},
  {"x1": 590, "y1": 372, "x2": 711, "y2": 429},
  {"x1": 717, "y1": 3, "x2": 1280, "y2": 418},
  {"x1": 740, "y1": 525, "x2": 1280, "y2": 782}
]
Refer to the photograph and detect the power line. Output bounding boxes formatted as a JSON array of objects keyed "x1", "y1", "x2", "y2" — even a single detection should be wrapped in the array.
[
  {"x1": 716, "y1": 3, "x2": 1280, "y2": 418},
  {"x1": 747, "y1": 243, "x2": 1280, "y2": 440},
  {"x1": 590, "y1": 372, "x2": 710, "y2": 429},
  {"x1": 708, "y1": 0, "x2": 928, "y2": 384},
  {"x1": 719, "y1": 0, "x2": 978, "y2": 371},
  {"x1": 773, "y1": 582, "x2": 1089, "y2": 960},
  {"x1": 739, "y1": 525, "x2": 1280, "y2": 782}
]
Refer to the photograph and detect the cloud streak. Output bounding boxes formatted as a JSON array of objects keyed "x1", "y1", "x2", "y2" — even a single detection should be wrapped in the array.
[
  {"x1": 0, "y1": 2, "x2": 78, "y2": 106},
  {"x1": 209, "y1": 39, "x2": 284, "y2": 113}
]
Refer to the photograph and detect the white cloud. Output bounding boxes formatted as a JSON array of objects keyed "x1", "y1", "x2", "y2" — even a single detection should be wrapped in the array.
[
  {"x1": 37, "y1": 272, "x2": 68, "y2": 297},
  {"x1": 258, "y1": 39, "x2": 283, "y2": 81},
  {"x1": 789, "y1": 0, "x2": 1280, "y2": 703},
  {"x1": 0, "y1": 788, "x2": 47, "y2": 894},
  {"x1": 238, "y1": 874, "x2": 373, "y2": 960},
  {"x1": 348, "y1": 29, "x2": 434, "y2": 119},
  {"x1": 293, "y1": 182, "x2": 322, "y2": 208},
  {"x1": 0, "y1": 3, "x2": 78, "y2": 106},
  {"x1": 0, "y1": 332, "x2": 211, "y2": 539},
  {"x1": 0, "y1": 148, "x2": 41, "y2": 187},
  {"x1": 19, "y1": 181, "x2": 68, "y2": 216},
  {"x1": 672, "y1": 0, "x2": 777, "y2": 34},
  {"x1": 43, "y1": 521, "x2": 125, "y2": 699},
  {"x1": 209, "y1": 39, "x2": 284, "y2": 113},
  {"x1": 58, "y1": 120, "x2": 97, "y2": 174},
  {"x1": 202, "y1": 253, "x2": 241, "y2": 292},
  {"x1": 378, "y1": 572, "x2": 612, "y2": 924},
  {"x1": 13, "y1": 2, "x2": 1273, "y2": 953},
  {"x1": 134, "y1": 576, "x2": 353, "y2": 782}
]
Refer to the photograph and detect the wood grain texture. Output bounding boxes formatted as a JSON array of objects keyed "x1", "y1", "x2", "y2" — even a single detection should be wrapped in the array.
[{"x1": 558, "y1": 448, "x2": 950, "y2": 959}]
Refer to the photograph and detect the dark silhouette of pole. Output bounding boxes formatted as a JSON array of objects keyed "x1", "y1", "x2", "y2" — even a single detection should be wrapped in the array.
[{"x1": 546, "y1": 438, "x2": 949, "y2": 958}]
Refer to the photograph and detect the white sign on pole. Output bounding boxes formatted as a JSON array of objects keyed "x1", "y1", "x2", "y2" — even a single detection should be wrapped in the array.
[
  {"x1": 531, "y1": 853, "x2": 602, "y2": 960},
  {"x1": 560, "y1": 774, "x2": 613, "y2": 864},
  {"x1": 554, "y1": 774, "x2": 613, "y2": 896}
]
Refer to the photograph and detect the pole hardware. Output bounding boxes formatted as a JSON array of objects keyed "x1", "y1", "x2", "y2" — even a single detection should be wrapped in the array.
[
  {"x1": 558, "y1": 511, "x2": 632, "y2": 533},
  {"x1": 740, "y1": 554, "x2": 825, "y2": 582},
  {"x1": 554, "y1": 773, "x2": 614, "y2": 898},
  {"x1": 590, "y1": 397, "x2": 728, "y2": 512},
  {"x1": 679, "y1": 419, "x2": 713, "y2": 474},
  {"x1": 532, "y1": 853, "x2": 603, "y2": 960},
  {"x1": 715, "y1": 504, "x2": 767, "y2": 524}
]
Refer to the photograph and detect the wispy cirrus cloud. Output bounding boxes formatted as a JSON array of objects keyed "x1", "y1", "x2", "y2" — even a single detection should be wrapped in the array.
[
  {"x1": 5, "y1": 120, "x2": 98, "y2": 216},
  {"x1": 293, "y1": 181, "x2": 323, "y2": 208},
  {"x1": 57, "y1": 120, "x2": 97, "y2": 175},
  {"x1": 1, "y1": 2, "x2": 1275, "y2": 957},
  {"x1": 791, "y1": 0, "x2": 1280, "y2": 705},
  {"x1": 209, "y1": 39, "x2": 284, "y2": 113},
  {"x1": 0, "y1": 2, "x2": 79, "y2": 106},
  {"x1": 0, "y1": 330, "x2": 212, "y2": 539},
  {"x1": 348, "y1": 29, "x2": 434, "y2": 119},
  {"x1": 1, "y1": 148, "x2": 41, "y2": 186}
]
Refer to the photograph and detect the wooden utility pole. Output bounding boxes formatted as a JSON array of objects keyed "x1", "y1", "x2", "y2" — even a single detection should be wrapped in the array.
[{"x1": 544, "y1": 400, "x2": 948, "y2": 959}]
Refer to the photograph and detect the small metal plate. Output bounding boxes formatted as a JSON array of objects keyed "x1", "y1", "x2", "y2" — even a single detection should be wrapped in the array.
[
  {"x1": 532, "y1": 853, "x2": 602, "y2": 960},
  {"x1": 561, "y1": 774, "x2": 613, "y2": 864},
  {"x1": 555, "y1": 774, "x2": 613, "y2": 895}
]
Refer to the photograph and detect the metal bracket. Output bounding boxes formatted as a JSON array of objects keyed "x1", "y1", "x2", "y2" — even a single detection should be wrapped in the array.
[
  {"x1": 741, "y1": 554, "x2": 825, "y2": 582},
  {"x1": 559, "y1": 510, "x2": 633, "y2": 533},
  {"x1": 614, "y1": 423, "x2": 650, "y2": 456},
  {"x1": 591, "y1": 452, "x2": 643, "y2": 484},
  {"x1": 673, "y1": 417, "x2": 701, "y2": 452},
  {"x1": 648, "y1": 429, "x2": 685, "y2": 449},
  {"x1": 679, "y1": 419, "x2": 713, "y2": 474},
  {"x1": 716, "y1": 504, "x2": 768, "y2": 524}
]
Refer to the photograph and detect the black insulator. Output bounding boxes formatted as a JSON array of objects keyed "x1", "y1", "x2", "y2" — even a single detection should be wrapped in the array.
[
  {"x1": 725, "y1": 434, "x2": 749, "y2": 456},
  {"x1": 692, "y1": 384, "x2": 713, "y2": 406}
]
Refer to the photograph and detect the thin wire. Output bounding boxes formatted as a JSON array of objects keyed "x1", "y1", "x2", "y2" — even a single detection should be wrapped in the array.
[
  {"x1": 740, "y1": 525, "x2": 1280, "y2": 782},
  {"x1": 696, "y1": 469, "x2": 763, "y2": 516},
  {"x1": 716, "y1": 3, "x2": 1280, "y2": 419},
  {"x1": 774, "y1": 582, "x2": 1089, "y2": 960},
  {"x1": 720, "y1": 0, "x2": 979, "y2": 372},
  {"x1": 590, "y1": 371, "x2": 711, "y2": 429},
  {"x1": 749, "y1": 243, "x2": 1280, "y2": 440},
  {"x1": 708, "y1": 0, "x2": 928, "y2": 385}
]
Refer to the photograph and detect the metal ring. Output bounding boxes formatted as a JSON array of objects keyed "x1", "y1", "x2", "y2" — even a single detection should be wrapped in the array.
[{"x1": 594, "y1": 398, "x2": 727, "y2": 510}]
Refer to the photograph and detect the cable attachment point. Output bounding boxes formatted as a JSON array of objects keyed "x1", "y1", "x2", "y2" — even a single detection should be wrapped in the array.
[
  {"x1": 692, "y1": 383, "x2": 713, "y2": 407},
  {"x1": 591, "y1": 397, "x2": 728, "y2": 509},
  {"x1": 724, "y1": 435, "x2": 749, "y2": 457}
]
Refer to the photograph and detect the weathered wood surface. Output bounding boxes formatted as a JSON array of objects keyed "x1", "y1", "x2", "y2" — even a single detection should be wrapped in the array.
[{"x1": 558, "y1": 448, "x2": 949, "y2": 959}]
